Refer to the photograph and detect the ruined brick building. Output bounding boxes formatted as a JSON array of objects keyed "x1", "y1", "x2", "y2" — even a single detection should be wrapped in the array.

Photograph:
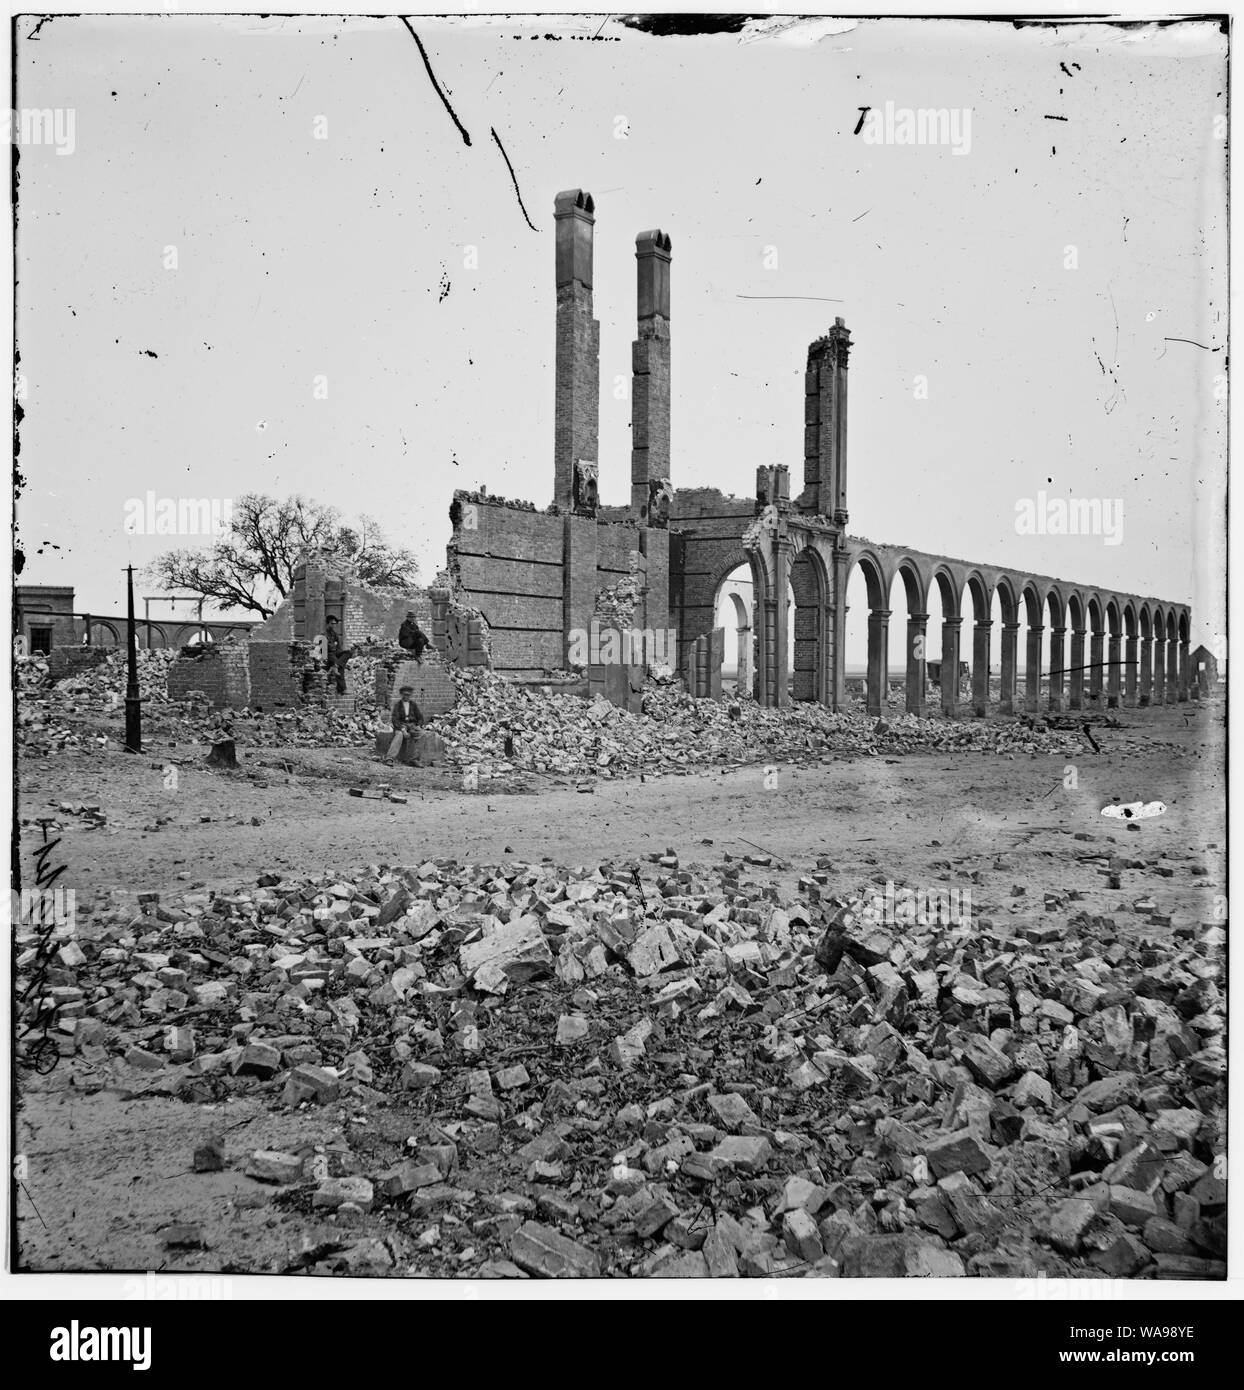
[
  {"x1": 448, "y1": 185, "x2": 1194, "y2": 717},
  {"x1": 166, "y1": 551, "x2": 455, "y2": 717}
]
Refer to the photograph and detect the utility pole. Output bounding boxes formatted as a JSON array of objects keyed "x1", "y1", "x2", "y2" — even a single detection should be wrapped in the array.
[{"x1": 124, "y1": 565, "x2": 142, "y2": 753}]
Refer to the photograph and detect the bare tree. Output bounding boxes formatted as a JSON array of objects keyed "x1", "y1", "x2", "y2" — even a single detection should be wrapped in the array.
[{"x1": 146, "y1": 494, "x2": 419, "y2": 617}]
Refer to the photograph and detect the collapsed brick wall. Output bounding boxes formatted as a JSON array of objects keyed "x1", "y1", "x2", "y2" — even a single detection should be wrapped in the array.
[
  {"x1": 446, "y1": 494, "x2": 671, "y2": 679},
  {"x1": 449, "y1": 500, "x2": 564, "y2": 673},
  {"x1": 346, "y1": 587, "x2": 432, "y2": 646},
  {"x1": 250, "y1": 562, "x2": 430, "y2": 645},
  {"x1": 47, "y1": 646, "x2": 112, "y2": 682},
  {"x1": 167, "y1": 644, "x2": 251, "y2": 708},
  {"x1": 594, "y1": 557, "x2": 643, "y2": 630},
  {"x1": 247, "y1": 640, "x2": 317, "y2": 709},
  {"x1": 167, "y1": 640, "x2": 324, "y2": 710},
  {"x1": 374, "y1": 651, "x2": 458, "y2": 716},
  {"x1": 429, "y1": 583, "x2": 491, "y2": 671}
]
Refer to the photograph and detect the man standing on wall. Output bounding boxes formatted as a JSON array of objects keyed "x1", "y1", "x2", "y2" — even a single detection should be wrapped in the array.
[
  {"x1": 386, "y1": 684, "x2": 424, "y2": 762},
  {"x1": 325, "y1": 615, "x2": 353, "y2": 695}
]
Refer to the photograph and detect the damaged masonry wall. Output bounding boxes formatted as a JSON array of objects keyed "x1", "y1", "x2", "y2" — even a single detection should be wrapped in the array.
[
  {"x1": 167, "y1": 551, "x2": 448, "y2": 712},
  {"x1": 250, "y1": 552, "x2": 433, "y2": 646},
  {"x1": 444, "y1": 494, "x2": 669, "y2": 679}
]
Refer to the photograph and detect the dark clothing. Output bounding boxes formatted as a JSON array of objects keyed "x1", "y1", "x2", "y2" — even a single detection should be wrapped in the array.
[
  {"x1": 390, "y1": 697, "x2": 424, "y2": 731},
  {"x1": 325, "y1": 625, "x2": 353, "y2": 694},
  {"x1": 398, "y1": 618, "x2": 429, "y2": 660},
  {"x1": 386, "y1": 696, "x2": 425, "y2": 762}
]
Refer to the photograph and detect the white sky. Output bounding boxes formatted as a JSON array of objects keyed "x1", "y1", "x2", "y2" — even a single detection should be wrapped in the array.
[{"x1": 14, "y1": 13, "x2": 1227, "y2": 659}]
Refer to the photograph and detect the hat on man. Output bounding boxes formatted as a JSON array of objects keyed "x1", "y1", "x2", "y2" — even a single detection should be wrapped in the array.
[{"x1": 399, "y1": 685, "x2": 414, "y2": 695}]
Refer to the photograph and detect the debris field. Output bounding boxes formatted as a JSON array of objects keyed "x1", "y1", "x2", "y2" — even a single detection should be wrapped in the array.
[{"x1": 18, "y1": 839, "x2": 1225, "y2": 1278}]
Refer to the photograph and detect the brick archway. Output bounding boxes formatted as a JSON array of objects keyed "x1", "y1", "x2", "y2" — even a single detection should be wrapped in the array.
[{"x1": 789, "y1": 542, "x2": 830, "y2": 703}]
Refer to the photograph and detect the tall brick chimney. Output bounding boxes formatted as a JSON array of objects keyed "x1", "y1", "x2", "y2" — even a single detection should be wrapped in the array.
[
  {"x1": 631, "y1": 229, "x2": 672, "y2": 520},
  {"x1": 553, "y1": 189, "x2": 600, "y2": 511},
  {"x1": 800, "y1": 316, "x2": 852, "y2": 524}
]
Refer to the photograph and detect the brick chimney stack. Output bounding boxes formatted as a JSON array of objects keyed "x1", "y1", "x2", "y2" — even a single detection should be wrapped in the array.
[
  {"x1": 800, "y1": 316, "x2": 852, "y2": 524},
  {"x1": 553, "y1": 189, "x2": 600, "y2": 511},
  {"x1": 631, "y1": 229, "x2": 672, "y2": 520}
]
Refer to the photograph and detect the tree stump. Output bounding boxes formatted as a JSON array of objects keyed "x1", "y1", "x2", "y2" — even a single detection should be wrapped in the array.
[{"x1": 206, "y1": 739, "x2": 238, "y2": 768}]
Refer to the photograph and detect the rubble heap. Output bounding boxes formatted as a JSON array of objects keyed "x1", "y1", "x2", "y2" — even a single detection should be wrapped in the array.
[
  {"x1": 17, "y1": 649, "x2": 392, "y2": 756},
  {"x1": 17, "y1": 649, "x2": 1194, "y2": 778},
  {"x1": 19, "y1": 853, "x2": 1224, "y2": 1279},
  {"x1": 426, "y1": 669, "x2": 1189, "y2": 782}
]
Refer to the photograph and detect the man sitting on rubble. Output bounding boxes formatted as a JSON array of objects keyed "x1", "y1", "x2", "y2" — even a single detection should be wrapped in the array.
[
  {"x1": 398, "y1": 612, "x2": 430, "y2": 662},
  {"x1": 386, "y1": 684, "x2": 424, "y2": 762},
  {"x1": 324, "y1": 616, "x2": 353, "y2": 695}
]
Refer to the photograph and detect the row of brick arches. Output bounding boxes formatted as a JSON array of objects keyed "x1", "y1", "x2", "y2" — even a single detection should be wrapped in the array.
[
  {"x1": 843, "y1": 541, "x2": 1193, "y2": 717},
  {"x1": 80, "y1": 619, "x2": 254, "y2": 649},
  {"x1": 711, "y1": 531, "x2": 1193, "y2": 716}
]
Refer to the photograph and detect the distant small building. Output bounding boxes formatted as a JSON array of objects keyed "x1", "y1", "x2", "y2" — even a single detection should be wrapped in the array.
[
  {"x1": 14, "y1": 585, "x2": 77, "y2": 654},
  {"x1": 1191, "y1": 644, "x2": 1220, "y2": 695}
]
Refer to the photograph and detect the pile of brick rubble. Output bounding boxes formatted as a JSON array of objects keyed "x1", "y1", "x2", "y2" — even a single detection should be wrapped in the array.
[
  {"x1": 422, "y1": 669, "x2": 1185, "y2": 782},
  {"x1": 19, "y1": 850, "x2": 1224, "y2": 1279},
  {"x1": 17, "y1": 651, "x2": 1192, "y2": 779}
]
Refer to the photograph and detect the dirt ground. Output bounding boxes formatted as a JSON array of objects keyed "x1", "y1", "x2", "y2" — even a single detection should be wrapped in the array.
[{"x1": 12, "y1": 695, "x2": 1226, "y2": 1277}]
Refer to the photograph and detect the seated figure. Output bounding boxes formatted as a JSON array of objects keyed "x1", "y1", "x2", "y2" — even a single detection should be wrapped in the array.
[
  {"x1": 386, "y1": 684, "x2": 424, "y2": 762},
  {"x1": 398, "y1": 612, "x2": 430, "y2": 661}
]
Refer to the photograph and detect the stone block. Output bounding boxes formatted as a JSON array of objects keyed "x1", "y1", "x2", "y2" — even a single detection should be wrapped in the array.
[
  {"x1": 460, "y1": 915, "x2": 553, "y2": 985},
  {"x1": 556, "y1": 1014, "x2": 589, "y2": 1045},
  {"x1": 925, "y1": 1128, "x2": 993, "y2": 1180},
  {"x1": 401, "y1": 1062, "x2": 442, "y2": 1089},
  {"x1": 313, "y1": 1176, "x2": 374, "y2": 1213},
  {"x1": 1040, "y1": 1198, "x2": 1099, "y2": 1255},
  {"x1": 782, "y1": 1209, "x2": 823, "y2": 1263},
  {"x1": 246, "y1": 1150, "x2": 303, "y2": 1184},
  {"x1": 510, "y1": 1221, "x2": 601, "y2": 1278},
  {"x1": 707, "y1": 1092, "x2": 759, "y2": 1133},
  {"x1": 283, "y1": 1064, "x2": 340, "y2": 1105},
  {"x1": 708, "y1": 1136, "x2": 771, "y2": 1175},
  {"x1": 232, "y1": 1041, "x2": 281, "y2": 1079}
]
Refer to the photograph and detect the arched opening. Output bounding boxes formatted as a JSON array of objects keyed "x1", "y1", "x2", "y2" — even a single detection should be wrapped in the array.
[
  {"x1": 1139, "y1": 606, "x2": 1154, "y2": 706},
  {"x1": 1152, "y1": 606, "x2": 1167, "y2": 705},
  {"x1": 843, "y1": 551, "x2": 890, "y2": 716},
  {"x1": 1020, "y1": 582, "x2": 1045, "y2": 713},
  {"x1": 1046, "y1": 588, "x2": 1067, "y2": 712},
  {"x1": 995, "y1": 578, "x2": 1021, "y2": 714},
  {"x1": 987, "y1": 586, "x2": 1005, "y2": 712},
  {"x1": 896, "y1": 559, "x2": 928, "y2": 715},
  {"x1": 931, "y1": 568, "x2": 963, "y2": 716},
  {"x1": 1122, "y1": 603, "x2": 1139, "y2": 706},
  {"x1": 1066, "y1": 594, "x2": 1087, "y2": 710},
  {"x1": 1087, "y1": 596, "x2": 1106, "y2": 709},
  {"x1": 713, "y1": 563, "x2": 754, "y2": 698},
  {"x1": 789, "y1": 546, "x2": 828, "y2": 703},
  {"x1": 1165, "y1": 611, "x2": 1179, "y2": 704},
  {"x1": 966, "y1": 573, "x2": 993, "y2": 717},
  {"x1": 1105, "y1": 599, "x2": 1123, "y2": 708},
  {"x1": 1178, "y1": 610, "x2": 1191, "y2": 701}
]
